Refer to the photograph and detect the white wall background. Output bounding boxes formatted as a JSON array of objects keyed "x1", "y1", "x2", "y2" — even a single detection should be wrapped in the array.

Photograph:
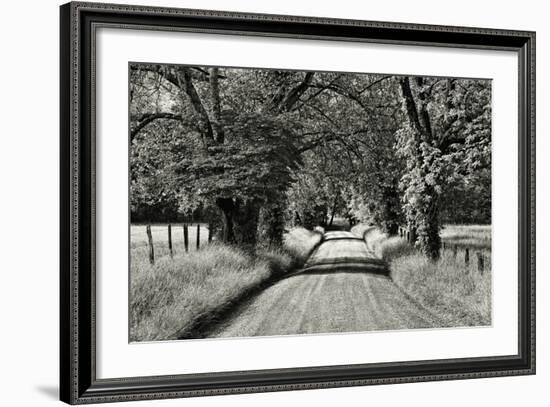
[{"x1": 0, "y1": 0, "x2": 546, "y2": 405}]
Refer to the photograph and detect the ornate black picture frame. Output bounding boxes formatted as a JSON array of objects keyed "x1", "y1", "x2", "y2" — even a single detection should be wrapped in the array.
[{"x1": 60, "y1": 2, "x2": 535, "y2": 404}]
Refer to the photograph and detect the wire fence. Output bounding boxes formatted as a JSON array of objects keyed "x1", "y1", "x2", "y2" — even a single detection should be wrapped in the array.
[{"x1": 132, "y1": 223, "x2": 214, "y2": 265}]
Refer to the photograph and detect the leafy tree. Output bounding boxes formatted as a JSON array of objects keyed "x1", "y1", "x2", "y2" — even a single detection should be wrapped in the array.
[
  {"x1": 287, "y1": 152, "x2": 350, "y2": 229},
  {"x1": 177, "y1": 112, "x2": 302, "y2": 245},
  {"x1": 129, "y1": 64, "x2": 491, "y2": 259},
  {"x1": 130, "y1": 120, "x2": 185, "y2": 222},
  {"x1": 396, "y1": 77, "x2": 491, "y2": 259},
  {"x1": 130, "y1": 65, "x2": 313, "y2": 246}
]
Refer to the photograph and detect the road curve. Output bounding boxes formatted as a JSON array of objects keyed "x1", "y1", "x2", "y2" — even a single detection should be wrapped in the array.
[{"x1": 206, "y1": 231, "x2": 443, "y2": 338}]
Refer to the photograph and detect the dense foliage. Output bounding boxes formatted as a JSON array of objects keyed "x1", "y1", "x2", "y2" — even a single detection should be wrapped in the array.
[{"x1": 130, "y1": 64, "x2": 491, "y2": 258}]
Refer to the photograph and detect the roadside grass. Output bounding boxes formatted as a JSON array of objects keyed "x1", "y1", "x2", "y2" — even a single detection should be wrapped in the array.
[
  {"x1": 283, "y1": 226, "x2": 324, "y2": 262},
  {"x1": 360, "y1": 225, "x2": 491, "y2": 327},
  {"x1": 130, "y1": 227, "x2": 322, "y2": 342}
]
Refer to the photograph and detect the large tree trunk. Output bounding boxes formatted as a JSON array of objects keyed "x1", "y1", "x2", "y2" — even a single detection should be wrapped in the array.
[
  {"x1": 328, "y1": 194, "x2": 339, "y2": 227},
  {"x1": 209, "y1": 67, "x2": 225, "y2": 144},
  {"x1": 416, "y1": 189, "x2": 441, "y2": 260},
  {"x1": 216, "y1": 198, "x2": 260, "y2": 247},
  {"x1": 408, "y1": 220, "x2": 418, "y2": 244},
  {"x1": 381, "y1": 185, "x2": 401, "y2": 236},
  {"x1": 399, "y1": 77, "x2": 441, "y2": 260},
  {"x1": 258, "y1": 200, "x2": 286, "y2": 246},
  {"x1": 217, "y1": 198, "x2": 235, "y2": 243},
  {"x1": 319, "y1": 205, "x2": 328, "y2": 228}
]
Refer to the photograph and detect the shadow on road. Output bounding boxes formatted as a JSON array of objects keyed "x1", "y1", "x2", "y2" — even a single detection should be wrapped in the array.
[
  {"x1": 288, "y1": 259, "x2": 389, "y2": 277},
  {"x1": 300, "y1": 231, "x2": 389, "y2": 276},
  {"x1": 190, "y1": 230, "x2": 391, "y2": 339}
]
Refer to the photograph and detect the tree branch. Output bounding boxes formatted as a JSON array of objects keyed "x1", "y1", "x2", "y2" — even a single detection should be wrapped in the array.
[
  {"x1": 130, "y1": 113, "x2": 182, "y2": 141},
  {"x1": 439, "y1": 136, "x2": 466, "y2": 154},
  {"x1": 399, "y1": 77, "x2": 424, "y2": 138},
  {"x1": 209, "y1": 67, "x2": 225, "y2": 144},
  {"x1": 175, "y1": 68, "x2": 215, "y2": 148},
  {"x1": 280, "y1": 72, "x2": 315, "y2": 112},
  {"x1": 297, "y1": 129, "x2": 369, "y2": 154},
  {"x1": 131, "y1": 64, "x2": 215, "y2": 148},
  {"x1": 414, "y1": 77, "x2": 433, "y2": 141},
  {"x1": 357, "y1": 75, "x2": 393, "y2": 95},
  {"x1": 291, "y1": 75, "x2": 344, "y2": 112}
]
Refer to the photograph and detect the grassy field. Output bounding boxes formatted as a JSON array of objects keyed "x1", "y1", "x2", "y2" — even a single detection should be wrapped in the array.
[
  {"x1": 440, "y1": 224, "x2": 491, "y2": 249},
  {"x1": 353, "y1": 224, "x2": 491, "y2": 327},
  {"x1": 131, "y1": 224, "x2": 210, "y2": 255},
  {"x1": 130, "y1": 226, "x2": 322, "y2": 342}
]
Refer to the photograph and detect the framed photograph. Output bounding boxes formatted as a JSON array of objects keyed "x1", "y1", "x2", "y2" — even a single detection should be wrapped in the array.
[{"x1": 60, "y1": 1, "x2": 535, "y2": 404}]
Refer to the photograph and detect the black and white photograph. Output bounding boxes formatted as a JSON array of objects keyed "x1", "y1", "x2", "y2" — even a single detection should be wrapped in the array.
[
  {"x1": 0, "y1": 0, "x2": 543, "y2": 404},
  {"x1": 129, "y1": 63, "x2": 492, "y2": 342}
]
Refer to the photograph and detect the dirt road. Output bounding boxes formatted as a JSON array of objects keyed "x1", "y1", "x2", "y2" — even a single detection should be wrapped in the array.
[{"x1": 207, "y1": 231, "x2": 442, "y2": 338}]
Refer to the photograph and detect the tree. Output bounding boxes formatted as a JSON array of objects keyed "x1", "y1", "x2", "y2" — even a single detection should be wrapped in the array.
[
  {"x1": 314, "y1": 75, "x2": 404, "y2": 234},
  {"x1": 178, "y1": 112, "x2": 302, "y2": 246},
  {"x1": 396, "y1": 76, "x2": 491, "y2": 259},
  {"x1": 287, "y1": 151, "x2": 351, "y2": 230},
  {"x1": 130, "y1": 118, "x2": 187, "y2": 222},
  {"x1": 130, "y1": 65, "x2": 314, "y2": 246},
  {"x1": 130, "y1": 64, "x2": 491, "y2": 258}
]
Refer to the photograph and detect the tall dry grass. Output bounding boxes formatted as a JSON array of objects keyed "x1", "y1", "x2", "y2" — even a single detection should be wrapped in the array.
[
  {"x1": 130, "y1": 227, "x2": 322, "y2": 342},
  {"x1": 362, "y1": 225, "x2": 491, "y2": 327},
  {"x1": 283, "y1": 227, "x2": 324, "y2": 262}
]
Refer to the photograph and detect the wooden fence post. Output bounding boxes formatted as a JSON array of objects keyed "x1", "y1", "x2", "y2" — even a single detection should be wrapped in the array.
[
  {"x1": 168, "y1": 224, "x2": 173, "y2": 258},
  {"x1": 146, "y1": 224, "x2": 154, "y2": 265},
  {"x1": 208, "y1": 223, "x2": 213, "y2": 243},
  {"x1": 183, "y1": 224, "x2": 189, "y2": 253},
  {"x1": 477, "y1": 252, "x2": 484, "y2": 274},
  {"x1": 196, "y1": 224, "x2": 201, "y2": 250},
  {"x1": 465, "y1": 248, "x2": 470, "y2": 268},
  {"x1": 452, "y1": 245, "x2": 457, "y2": 258}
]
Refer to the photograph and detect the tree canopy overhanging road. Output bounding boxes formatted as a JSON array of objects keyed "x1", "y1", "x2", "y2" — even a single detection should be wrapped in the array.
[{"x1": 130, "y1": 64, "x2": 491, "y2": 260}]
